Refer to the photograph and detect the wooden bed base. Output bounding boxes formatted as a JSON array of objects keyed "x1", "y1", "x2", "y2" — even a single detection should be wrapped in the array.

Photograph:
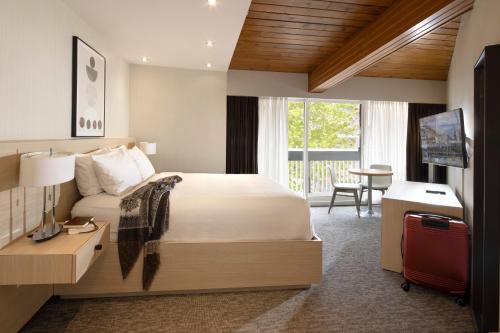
[{"x1": 55, "y1": 236, "x2": 322, "y2": 298}]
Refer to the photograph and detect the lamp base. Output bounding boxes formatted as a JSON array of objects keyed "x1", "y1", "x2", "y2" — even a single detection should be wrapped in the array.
[{"x1": 32, "y1": 223, "x2": 63, "y2": 242}]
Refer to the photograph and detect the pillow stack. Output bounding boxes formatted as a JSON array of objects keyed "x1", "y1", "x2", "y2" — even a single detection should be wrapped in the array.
[
  {"x1": 74, "y1": 148, "x2": 111, "y2": 196},
  {"x1": 127, "y1": 146, "x2": 155, "y2": 180},
  {"x1": 75, "y1": 145, "x2": 156, "y2": 196}
]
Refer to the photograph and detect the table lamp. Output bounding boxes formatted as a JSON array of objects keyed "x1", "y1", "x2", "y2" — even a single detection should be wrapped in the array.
[
  {"x1": 19, "y1": 150, "x2": 75, "y2": 242},
  {"x1": 139, "y1": 142, "x2": 157, "y2": 155}
]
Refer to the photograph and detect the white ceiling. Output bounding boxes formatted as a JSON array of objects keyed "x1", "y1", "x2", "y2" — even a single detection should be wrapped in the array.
[{"x1": 64, "y1": 0, "x2": 251, "y2": 71}]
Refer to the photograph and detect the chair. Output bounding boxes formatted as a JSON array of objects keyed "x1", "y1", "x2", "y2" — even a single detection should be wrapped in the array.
[
  {"x1": 359, "y1": 164, "x2": 393, "y2": 202},
  {"x1": 327, "y1": 165, "x2": 361, "y2": 217}
]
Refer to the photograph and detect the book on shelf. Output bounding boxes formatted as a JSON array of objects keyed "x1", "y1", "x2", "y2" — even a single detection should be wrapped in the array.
[{"x1": 63, "y1": 216, "x2": 94, "y2": 229}]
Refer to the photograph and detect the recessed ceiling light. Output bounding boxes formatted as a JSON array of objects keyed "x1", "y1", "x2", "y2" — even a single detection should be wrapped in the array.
[
  {"x1": 206, "y1": 40, "x2": 214, "y2": 47},
  {"x1": 142, "y1": 57, "x2": 148, "y2": 63},
  {"x1": 206, "y1": 63, "x2": 212, "y2": 68},
  {"x1": 208, "y1": 0, "x2": 216, "y2": 7}
]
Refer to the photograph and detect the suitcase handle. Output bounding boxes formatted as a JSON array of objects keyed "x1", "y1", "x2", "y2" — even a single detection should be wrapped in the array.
[
  {"x1": 418, "y1": 213, "x2": 452, "y2": 221},
  {"x1": 421, "y1": 216, "x2": 450, "y2": 229}
]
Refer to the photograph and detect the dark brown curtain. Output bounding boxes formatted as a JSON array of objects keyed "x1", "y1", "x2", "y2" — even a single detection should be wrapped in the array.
[
  {"x1": 226, "y1": 96, "x2": 259, "y2": 174},
  {"x1": 406, "y1": 103, "x2": 447, "y2": 184}
]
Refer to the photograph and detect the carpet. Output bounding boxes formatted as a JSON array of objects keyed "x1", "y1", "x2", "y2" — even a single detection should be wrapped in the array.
[{"x1": 22, "y1": 207, "x2": 475, "y2": 333}]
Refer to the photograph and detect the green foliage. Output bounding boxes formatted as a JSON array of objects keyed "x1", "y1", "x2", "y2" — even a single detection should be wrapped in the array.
[
  {"x1": 288, "y1": 101, "x2": 360, "y2": 149},
  {"x1": 288, "y1": 101, "x2": 305, "y2": 148}
]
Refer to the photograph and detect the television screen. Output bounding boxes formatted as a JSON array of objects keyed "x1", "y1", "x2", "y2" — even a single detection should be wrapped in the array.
[{"x1": 419, "y1": 108, "x2": 467, "y2": 168}]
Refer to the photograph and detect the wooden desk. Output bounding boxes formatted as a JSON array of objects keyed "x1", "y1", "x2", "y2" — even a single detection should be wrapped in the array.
[{"x1": 381, "y1": 181, "x2": 463, "y2": 273}]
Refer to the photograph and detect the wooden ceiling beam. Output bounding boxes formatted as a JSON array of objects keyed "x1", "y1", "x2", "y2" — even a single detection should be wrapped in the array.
[{"x1": 307, "y1": 0, "x2": 473, "y2": 92}]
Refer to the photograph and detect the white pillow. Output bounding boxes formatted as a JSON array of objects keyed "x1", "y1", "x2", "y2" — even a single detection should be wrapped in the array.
[
  {"x1": 92, "y1": 147, "x2": 143, "y2": 195},
  {"x1": 75, "y1": 148, "x2": 110, "y2": 196},
  {"x1": 127, "y1": 146, "x2": 155, "y2": 180}
]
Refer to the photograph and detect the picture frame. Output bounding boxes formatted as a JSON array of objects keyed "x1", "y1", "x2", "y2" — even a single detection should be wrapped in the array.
[{"x1": 71, "y1": 36, "x2": 106, "y2": 137}]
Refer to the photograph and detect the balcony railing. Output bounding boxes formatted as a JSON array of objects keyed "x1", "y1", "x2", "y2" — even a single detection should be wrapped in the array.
[{"x1": 288, "y1": 148, "x2": 361, "y2": 194}]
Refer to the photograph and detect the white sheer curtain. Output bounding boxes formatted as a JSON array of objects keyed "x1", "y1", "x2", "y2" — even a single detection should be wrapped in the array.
[
  {"x1": 258, "y1": 97, "x2": 289, "y2": 187},
  {"x1": 361, "y1": 101, "x2": 408, "y2": 182}
]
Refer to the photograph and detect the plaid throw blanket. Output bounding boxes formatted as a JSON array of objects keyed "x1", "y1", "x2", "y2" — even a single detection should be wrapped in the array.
[{"x1": 118, "y1": 175, "x2": 182, "y2": 290}]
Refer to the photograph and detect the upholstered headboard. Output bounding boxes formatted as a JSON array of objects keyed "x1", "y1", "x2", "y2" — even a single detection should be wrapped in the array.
[{"x1": 0, "y1": 137, "x2": 135, "y2": 248}]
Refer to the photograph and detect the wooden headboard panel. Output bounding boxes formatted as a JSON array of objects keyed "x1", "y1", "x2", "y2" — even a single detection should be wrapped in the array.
[{"x1": 0, "y1": 137, "x2": 135, "y2": 247}]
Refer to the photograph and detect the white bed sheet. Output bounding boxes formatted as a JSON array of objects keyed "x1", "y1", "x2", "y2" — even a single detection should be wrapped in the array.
[{"x1": 72, "y1": 172, "x2": 314, "y2": 242}]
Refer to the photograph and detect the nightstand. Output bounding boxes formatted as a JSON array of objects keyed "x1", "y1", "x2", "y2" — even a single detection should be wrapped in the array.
[{"x1": 0, "y1": 221, "x2": 109, "y2": 285}]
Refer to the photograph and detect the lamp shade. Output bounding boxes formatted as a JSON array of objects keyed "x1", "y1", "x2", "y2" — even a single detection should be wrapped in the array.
[
  {"x1": 19, "y1": 152, "x2": 75, "y2": 187},
  {"x1": 139, "y1": 142, "x2": 157, "y2": 155}
]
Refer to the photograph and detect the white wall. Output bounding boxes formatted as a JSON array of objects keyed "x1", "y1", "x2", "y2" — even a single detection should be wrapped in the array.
[
  {"x1": 129, "y1": 65, "x2": 227, "y2": 173},
  {"x1": 447, "y1": 0, "x2": 500, "y2": 224},
  {"x1": 227, "y1": 70, "x2": 447, "y2": 103},
  {"x1": 0, "y1": 0, "x2": 130, "y2": 329},
  {"x1": 0, "y1": 0, "x2": 129, "y2": 140}
]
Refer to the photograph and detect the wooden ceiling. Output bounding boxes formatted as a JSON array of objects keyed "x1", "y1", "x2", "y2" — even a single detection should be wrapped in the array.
[
  {"x1": 230, "y1": 0, "x2": 463, "y2": 82},
  {"x1": 357, "y1": 18, "x2": 461, "y2": 80},
  {"x1": 230, "y1": 0, "x2": 396, "y2": 73}
]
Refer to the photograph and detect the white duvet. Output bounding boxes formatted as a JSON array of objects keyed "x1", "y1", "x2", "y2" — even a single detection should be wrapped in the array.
[{"x1": 72, "y1": 172, "x2": 313, "y2": 242}]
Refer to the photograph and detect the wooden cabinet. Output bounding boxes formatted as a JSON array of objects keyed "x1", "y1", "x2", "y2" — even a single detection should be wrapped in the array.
[{"x1": 0, "y1": 222, "x2": 109, "y2": 285}]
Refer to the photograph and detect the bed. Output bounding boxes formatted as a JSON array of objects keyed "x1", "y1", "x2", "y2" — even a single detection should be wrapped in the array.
[
  {"x1": 55, "y1": 171, "x2": 322, "y2": 297},
  {"x1": 72, "y1": 172, "x2": 314, "y2": 242}
]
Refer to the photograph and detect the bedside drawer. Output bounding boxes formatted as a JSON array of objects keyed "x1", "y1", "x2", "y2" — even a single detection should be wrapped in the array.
[
  {"x1": 0, "y1": 222, "x2": 110, "y2": 285},
  {"x1": 74, "y1": 223, "x2": 109, "y2": 283}
]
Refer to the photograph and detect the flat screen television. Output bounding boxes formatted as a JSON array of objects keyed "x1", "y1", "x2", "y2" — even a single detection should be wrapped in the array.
[{"x1": 419, "y1": 108, "x2": 467, "y2": 168}]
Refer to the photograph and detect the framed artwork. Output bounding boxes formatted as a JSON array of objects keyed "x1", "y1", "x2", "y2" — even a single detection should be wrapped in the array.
[{"x1": 72, "y1": 36, "x2": 106, "y2": 137}]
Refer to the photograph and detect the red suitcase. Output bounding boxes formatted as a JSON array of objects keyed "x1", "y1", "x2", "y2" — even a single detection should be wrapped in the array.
[{"x1": 400, "y1": 212, "x2": 469, "y2": 305}]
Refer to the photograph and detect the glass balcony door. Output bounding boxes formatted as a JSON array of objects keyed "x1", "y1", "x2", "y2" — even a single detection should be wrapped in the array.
[
  {"x1": 288, "y1": 98, "x2": 361, "y2": 202},
  {"x1": 287, "y1": 99, "x2": 306, "y2": 195}
]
